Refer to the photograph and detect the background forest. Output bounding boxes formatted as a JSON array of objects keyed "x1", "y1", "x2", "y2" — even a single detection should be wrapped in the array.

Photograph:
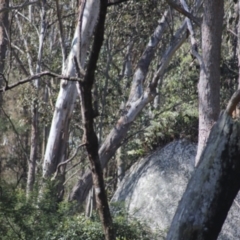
[{"x1": 0, "y1": 0, "x2": 239, "y2": 239}]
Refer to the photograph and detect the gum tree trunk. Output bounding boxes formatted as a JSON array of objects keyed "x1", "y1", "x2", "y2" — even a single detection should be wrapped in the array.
[
  {"x1": 42, "y1": 0, "x2": 100, "y2": 182},
  {"x1": 195, "y1": 0, "x2": 224, "y2": 165},
  {"x1": 77, "y1": 1, "x2": 115, "y2": 238}
]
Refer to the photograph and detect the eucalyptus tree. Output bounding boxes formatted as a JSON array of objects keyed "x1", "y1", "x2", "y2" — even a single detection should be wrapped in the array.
[
  {"x1": 41, "y1": 0, "x2": 101, "y2": 199},
  {"x1": 195, "y1": 0, "x2": 224, "y2": 165}
]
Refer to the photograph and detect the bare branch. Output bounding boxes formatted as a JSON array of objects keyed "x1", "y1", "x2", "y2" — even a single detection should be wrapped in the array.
[
  {"x1": 180, "y1": 0, "x2": 205, "y2": 71},
  {"x1": 127, "y1": 9, "x2": 171, "y2": 103},
  {"x1": 226, "y1": 90, "x2": 240, "y2": 116},
  {"x1": 63, "y1": 169, "x2": 81, "y2": 186},
  {"x1": 15, "y1": 13, "x2": 34, "y2": 75},
  {"x1": 55, "y1": 0, "x2": 67, "y2": 64},
  {"x1": 66, "y1": 160, "x2": 82, "y2": 173},
  {"x1": 0, "y1": 1, "x2": 40, "y2": 13},
  {"x1": 150, "y1": 20, "x2": 188, "y2": 89},
  {"x1": 0, "y1": 71, "x2": 84, "y2": 92},
  {"x1": 227, "y1": 29, "x2": 237, "y2": 37},
  {"x1": 51, "y1": 143, "x2": 86, "y2": 181},
  {"x1": 166, "y1": 0, "x2": 201, "y2": 26}
]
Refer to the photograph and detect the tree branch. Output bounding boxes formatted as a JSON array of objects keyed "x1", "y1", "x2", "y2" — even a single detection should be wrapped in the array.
[
  {"x1": 166, "y1": 0, "x2": 201, "y2": 26},
  {"x1": 63, "y1": 169, "x2": 81, "y2": 186},
  {"x1": 180, "y1": 0, "x2": 205, "y2": 71},
  {"x1": 51, "y1": 143, "x2": 86, "y2": 181},
  {"x1": 0, "y1": 1, "x2": 40, "y2": 13},
  {"x1": 226, "y1": 90, "x2": 240, "y2": 116},
  {"x1": 55, "y1": 0, "x2": 67, "y2": 64},
  {"x1": 0, "y1": 71, "x2": 84, "y2": 92}
]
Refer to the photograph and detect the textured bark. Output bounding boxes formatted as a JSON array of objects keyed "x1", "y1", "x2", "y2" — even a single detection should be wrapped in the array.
[
  {"x1": 42, "y1": 0, "x2": 100, "y2": 180},
  {"x1": 0, "y1": 0, "x2": 8, "y2": 102},
  {"x1": 167, "y1": 110, "x2": 240, "y2": 240},
  {"x1": 195, "y1": 0, "x2": 224, "y2": 165}
]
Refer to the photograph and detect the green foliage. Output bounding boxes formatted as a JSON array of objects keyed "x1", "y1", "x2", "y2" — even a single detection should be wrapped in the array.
[
  {"x1": 0, "y1": 182, "x2": 161, "y2": 240},
  {"x1": 125, "y1": 45, "x2": 199, "y2": 160}
]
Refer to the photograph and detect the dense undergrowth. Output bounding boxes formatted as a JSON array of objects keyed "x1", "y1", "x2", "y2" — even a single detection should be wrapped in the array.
[{"x1": 0, "y1": 182, "x2": 163, "y2": 240}]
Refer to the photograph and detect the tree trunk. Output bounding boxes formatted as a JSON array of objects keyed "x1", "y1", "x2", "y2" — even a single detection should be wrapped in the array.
[
  {"x1": 77, "y1": 1, "x2": 115, "y2": 239},
  {"x1": 167, "y1": 102, "x2": 240, "y2": 239},
  {"x1": 27, "y1": 100, "x2": 38, "y2": 195},
  {"x1": 195, "y1": 0, "x2": 224, "y2": 165},
  {"x1": 235, "y1": 0, "x2": 240, "y2": 118},
  {"x1": 238, "y1": 0, "x2": 240, "y2": 90},
  {"x1": 42, "y1": 0, "x2": 100, "y2": 181},
  {"x1": 0, "y1": 0, "x2": 9, "y2": 103},
  {"x1": 27, "y1": 0, "x2": 47, "y2": 197},
  {"x1": 116, "y1": 147, "x2": 124, "y2": 187}
]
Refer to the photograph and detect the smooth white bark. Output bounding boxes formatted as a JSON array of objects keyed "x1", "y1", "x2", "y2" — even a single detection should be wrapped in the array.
[{"x1": 43, "y1": 0, "x2": 100, "y2": 178}]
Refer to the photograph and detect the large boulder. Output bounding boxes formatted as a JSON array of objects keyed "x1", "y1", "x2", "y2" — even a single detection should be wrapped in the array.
[{"x1": 111, "y1": 140, "x2": 240, "y2": 239}]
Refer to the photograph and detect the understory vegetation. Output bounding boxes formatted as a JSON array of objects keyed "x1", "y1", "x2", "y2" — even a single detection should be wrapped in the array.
[{"x1": 0, "y1": 182, "x2": 164, "y2": 240}]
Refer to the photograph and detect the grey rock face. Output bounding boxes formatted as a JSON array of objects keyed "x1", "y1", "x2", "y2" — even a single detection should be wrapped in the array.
[{"x1": 111, "y1": 140, "x2": 240, "y2": 239}]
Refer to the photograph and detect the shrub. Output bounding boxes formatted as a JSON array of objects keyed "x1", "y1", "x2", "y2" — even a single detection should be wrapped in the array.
[{"x1": 0, "y1": 182, "x2": 162, "y2": 240}]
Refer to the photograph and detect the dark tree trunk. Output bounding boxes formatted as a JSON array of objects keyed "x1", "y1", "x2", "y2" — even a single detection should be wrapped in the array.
[
  {"x1": 195, "y1": 0, "x2": 224, "y2": 165},
  {"x1": 77, "y1": 0, "x2": 115, "y2": 239},
  {"x1": 167, "y1": 105, "x2": 240, "y2": 240},
  {"x1": 238, "y1": 0, "x2": 240, "y2": 90}
]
